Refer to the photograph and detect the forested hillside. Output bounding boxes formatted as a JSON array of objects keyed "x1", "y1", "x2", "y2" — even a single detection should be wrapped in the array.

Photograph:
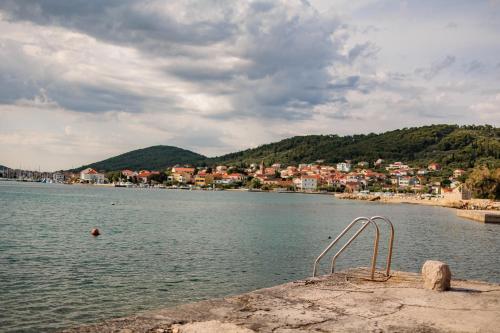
[
  {"x1": 209, "y1": 125, "x2": 499, "y2": 169},
  {"x1": 75, "y1": 125, "x2": 499, "y2": 172},
  {"x1": 75, "y1": 146, "x2": 206, "y2": 171}
]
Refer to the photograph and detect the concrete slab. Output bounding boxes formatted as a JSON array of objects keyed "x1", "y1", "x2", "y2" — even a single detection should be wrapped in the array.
[
  {"x1": 62, "y1": 269, "x2": 500, "y2": 333},
  {"x1": 457, "y1": 210, "x2": 500, "y2": 223}
]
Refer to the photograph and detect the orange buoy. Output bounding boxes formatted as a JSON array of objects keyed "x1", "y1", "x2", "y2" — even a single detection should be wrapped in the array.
[{"x1": 90, "y1": 228, "x2": 100, "y2": 236}]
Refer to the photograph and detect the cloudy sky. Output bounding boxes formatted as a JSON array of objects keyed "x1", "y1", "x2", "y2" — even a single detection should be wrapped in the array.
[{"x1": 0, "y1": 0, "x2": 499, "y2": 171}]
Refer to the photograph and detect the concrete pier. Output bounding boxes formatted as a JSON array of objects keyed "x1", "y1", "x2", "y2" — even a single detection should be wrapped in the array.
[
  {"x1": 456, "y1": 209, "x2": 500, "y2": 223},
  {"x1": 62, "y1": 268, "x2": 500, "y2": 333}
]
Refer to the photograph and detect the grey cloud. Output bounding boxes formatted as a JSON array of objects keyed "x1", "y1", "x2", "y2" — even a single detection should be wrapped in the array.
[
  {"x1": 415, "y1": 55, "x2": 456, "y2": 80},
  {"x1": 445, "y1": 22, "x2": 458, "y2": 29},
  {"x1": 0, "y1": 0, "x2": 372, "y2": 121},
  {"x1": 0, "y1": 1, "x2": 237, "y2": 51},
  {"x1": 323, "y1": 97, "x2": 356, "y2": 120},
  {"x1": 328, "y1": 76, "x2": 360, "y2": 90},
  {"x1": 348, "y1": 42, "x2": 379, "y2": 62},
  {"x1": 0, "y1": 40, "x2": 50, "y2": 104},
  {"x1": 167, "y1": 64, "x2": 239, "y2": 83},
  {"x1": 464, "y1": 60, "x2": 484, "y2": 74},
  {"x1": 0, "y1": 39, "x2": 164, "y2": 113}
]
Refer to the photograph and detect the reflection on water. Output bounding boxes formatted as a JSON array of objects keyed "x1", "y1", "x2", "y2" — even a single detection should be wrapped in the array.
[{"x1": 0, "y1": 182, "x2": 499, "y2": 332}]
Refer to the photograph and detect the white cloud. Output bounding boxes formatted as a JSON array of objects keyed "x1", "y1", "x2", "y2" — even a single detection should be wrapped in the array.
[
  {"x1": 0, "y1": 0, "x2": 499, "y2": 171},
  {"x1": 469, "y1": 94, "x2": 500, "y2": 120}
]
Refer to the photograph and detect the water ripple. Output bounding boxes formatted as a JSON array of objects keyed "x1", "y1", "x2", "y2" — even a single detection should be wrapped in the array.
[{"x1": 1, "y1": 182, "x2": 499, "y2": 333}]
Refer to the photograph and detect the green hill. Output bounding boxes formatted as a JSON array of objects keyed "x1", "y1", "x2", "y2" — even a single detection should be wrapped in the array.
[
  {"x1": 209, "y1": 124, "x2": 500, "y2": 169},
  {"x1": 75, "y1": 125, "x2": 499, "y2": 172},
  {"x1": 76, "y1": 146, "x2": 206, "y2": 172}
]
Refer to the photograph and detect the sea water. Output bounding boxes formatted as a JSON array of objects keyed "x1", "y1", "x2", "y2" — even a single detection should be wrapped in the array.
[{"x1": 1, "y1": 182, "x2": 499, "y2": 332}]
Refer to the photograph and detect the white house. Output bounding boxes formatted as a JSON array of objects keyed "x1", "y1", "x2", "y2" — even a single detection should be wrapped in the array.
[
  {"x1": 336, "y1": 162, "x2": 351, "y2": 172},
  {"x1": 80, "y1": 168, "x2": 105, "y2": 184},
  {"x1": 397, "y1": 176, "x2": 410, "y2": 188},
  {"x1": 386, "y1": 162, "x2": 409, "y2": 170},
  {"x1": 52, "y1": 172, "x2": 65, "y2": 183},
  {"x1": 294, "y1": 176, "x2": 318, "y2": 191}
]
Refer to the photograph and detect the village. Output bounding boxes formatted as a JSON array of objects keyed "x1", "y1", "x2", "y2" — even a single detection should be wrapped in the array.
[{"x1": 57, "y1": 159, "x2": 469, "y2": 199}]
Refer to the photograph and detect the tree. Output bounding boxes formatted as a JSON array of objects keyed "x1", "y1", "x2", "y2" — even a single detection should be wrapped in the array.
[
  {"x1": 106, "y1": 171, "x2": 122, "y2": 183},
  {"x1": 465, "y1": 166, "x2": 500, "y2": 200},
  {"x1": 249, "y1": 178, "x2": 262, "y2": 189}
]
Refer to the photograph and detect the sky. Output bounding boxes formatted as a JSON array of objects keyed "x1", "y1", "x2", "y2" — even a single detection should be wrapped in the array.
[{"x1": 0, "y1": 0, "x2": 499, "y2": 171}]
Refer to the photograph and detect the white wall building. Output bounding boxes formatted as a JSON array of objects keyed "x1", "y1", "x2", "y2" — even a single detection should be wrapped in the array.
[
  {"x1": 336, "y1": 162, "x2": 351, "y2": 172},
  {"x1": 52, "y1": 172, "x2": 65, "y2": 183},
  {"x1": 80, "y1": 168, "x2": 105, "y2": 184},
  {"x1": 294, "y1": 176, "x2": 318, "y2": 191}
]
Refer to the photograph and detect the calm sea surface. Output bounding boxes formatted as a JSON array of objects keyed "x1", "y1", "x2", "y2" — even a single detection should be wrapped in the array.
[{"x1": 1, "y1": 182, "x2": 499, "y2": 332}]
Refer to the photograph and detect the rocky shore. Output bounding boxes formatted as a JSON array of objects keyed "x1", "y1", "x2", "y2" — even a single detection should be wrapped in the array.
[
  {"x1": 335, "y1": 193, "x2": 500, "y2": 211},
  {"x1": 62, "y1": 268, "x2": 500, "y2": 333}
]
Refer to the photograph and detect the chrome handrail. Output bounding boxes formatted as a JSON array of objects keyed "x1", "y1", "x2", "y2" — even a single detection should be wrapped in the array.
[
  {"x1": 330, "y1": 219, "x2": 380, "y2": 279},
  {"x1": 370, "y1": 216, "x2": 395, "y2": 277},
  {"x1": 312, "y1": 217, "x2": 380, "y2": 279}
]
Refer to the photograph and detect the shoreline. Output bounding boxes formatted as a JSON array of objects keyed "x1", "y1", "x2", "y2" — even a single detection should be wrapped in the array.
[
  {"x1": 3, "y1": 180, "x2": 498, "y2": 211},
  {"x1": 335, "y1": 192, "x2": 500, "y2": 211},
  {"x1": 61, "y1": 268, "x2": 500, "y2": 333}
]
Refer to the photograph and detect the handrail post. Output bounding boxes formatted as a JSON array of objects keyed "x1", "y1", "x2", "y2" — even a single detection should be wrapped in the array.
[
  {"x1": 330, "y1": 218, "x2": 380, "y2": 279},
  {"x1": 370, "y1": 216, "x2": 395, "y2": 277},
  {"x1": 312, "y1": 217, "x2": 370, "y2": 277},
  {"x1": 369, "y1": 219, "x2": 380, "y2": 280}
]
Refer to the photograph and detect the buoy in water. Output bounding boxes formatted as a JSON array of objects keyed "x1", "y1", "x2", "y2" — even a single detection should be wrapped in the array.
[
  {"x1": 91, "y1": 228, "x2": 100, "y2": 237},
  {"x1": 328, "y1": 236, "x2": 332, "y2": 239}
]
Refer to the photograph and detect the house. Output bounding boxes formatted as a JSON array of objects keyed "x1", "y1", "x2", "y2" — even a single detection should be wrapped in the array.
[
  {"x1": 428, "y1": 163, "x2": 442, "y2": 171},
  {"x1": 121, "y1": 170, "x2": 134, "y2": 178},
  {"x1": 357, "y1": 161, "x2": 369, "y2": 168},
  {"x1": 417, "y1": 169, "x2": 428, "y2": 175},
  {"x1": 346, "y1": 173, "x2": 361, "y2": 183},
  {"x1": 336, "y1": 162, "x2": 351, "y2": 173},
  {"x1": 172, "y1": 167, "x2": 195, "y2": 174},
  {"x1": 52, "y1": 172, "x2": 65, "y2": 183},
  {"x1": 430, "y1": 182, "x2": 442, "y2": 195},
  {"x1": 294, "y1": 175, "x2": 318, "y2": 191},
  {"x1": 226, "y1": 173, "x2": 245, "y2": 182},
  {"x1": 137, "y1": 170, "x2": 152, "y2": 183},
  {"x1": 215, "y1": 165, "x2": 227, "y2": 173},
  {"x1": 173, "y1": 173, "x2": 192, "y2": 184},
  {"x1": 80, "y1": 168, "x2": 105, "y2": 184},
  {"x1": 262, "y1": 177, "x2": 281, "y2": 186},
  {"x1": 390, "y1": 169, "x2": 408, "y2": 176},
  {"x1": 171, "y1": 167, "x2": 195, "y2": 184},
  {"x1": 397, "y1": 176, "x2": 411, "y2": 188},
  {"x1": 194, "y1": 173, "x2": 214, "y2": 187},
  {"x1": 386, "y1": 162, "x2": 409, "y2": 170},
  {"x1": 374, "y1": 158, "x2": 384, "y2": 167}
]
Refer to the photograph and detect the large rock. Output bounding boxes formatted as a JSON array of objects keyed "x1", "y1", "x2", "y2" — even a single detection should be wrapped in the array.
[{"x1": 422, "y1": 260, "x2": 451, "y2": 291}]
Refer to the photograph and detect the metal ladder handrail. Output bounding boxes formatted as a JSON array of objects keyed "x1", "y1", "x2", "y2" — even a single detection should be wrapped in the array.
[
  {"x1": 369, "y1": 216, "x2": 395, "y2": 277},
  {"x1": 312, "y1": 217, "x2": 380, "y2": 279},
  {"x1": 330, "y1": 219, "x2": 380, "y2": 277}
]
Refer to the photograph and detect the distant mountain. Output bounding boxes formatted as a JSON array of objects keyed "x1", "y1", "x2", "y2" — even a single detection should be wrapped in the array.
[
  {"x1": 75, "y1": 145, "x2": 206, "y2": 172},
  {"x1": 209, "y1": 124, "x2": 500, "y2": 169}
]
